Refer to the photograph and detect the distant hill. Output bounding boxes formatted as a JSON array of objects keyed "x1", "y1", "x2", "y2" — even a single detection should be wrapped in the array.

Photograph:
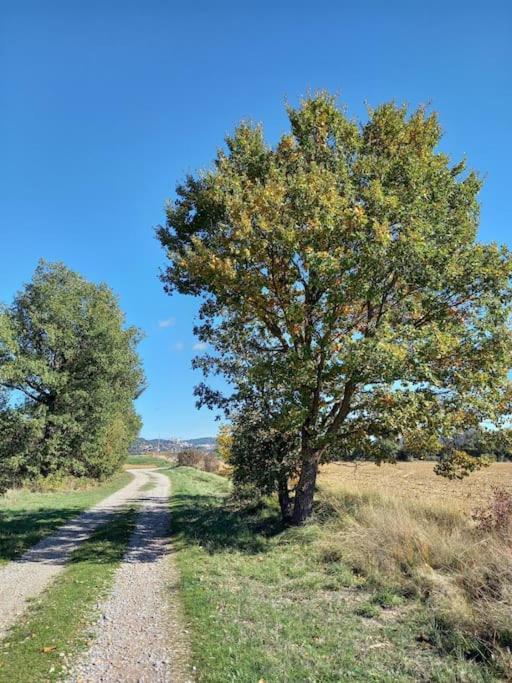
[{"x1": 130, "y1": 436, "x2": 216, "y2": 454}]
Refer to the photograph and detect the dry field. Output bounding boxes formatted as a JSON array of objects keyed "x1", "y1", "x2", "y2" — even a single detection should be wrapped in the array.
[{"x1": 319, "y1": 460, "x2": 512, "y2": 513}]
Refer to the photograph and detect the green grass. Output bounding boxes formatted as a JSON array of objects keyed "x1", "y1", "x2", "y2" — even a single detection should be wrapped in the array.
[
  {"x1": 140, "y1": 479, "x2": 158, "y2": 492},
  {"x1": 168, "y1": 466, "x2": 500, "y2": 683},
  {"x1": 0, "y1": 506, "x2": 137, "y2": 683},
  {"x1": 125, "y1": 454, "x2": 171, "y2": 467},
  {"x1": 0, "y1": 471, "x2": 131, "y2": 565}
]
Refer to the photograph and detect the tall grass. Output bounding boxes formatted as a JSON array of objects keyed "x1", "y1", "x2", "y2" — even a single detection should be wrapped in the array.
[
  {"x1": 315, "y1": 486, "x2": 512, "y2": 675},
  {"x1": 169, "y1": 467, "x2": 500, "y2": 681}
]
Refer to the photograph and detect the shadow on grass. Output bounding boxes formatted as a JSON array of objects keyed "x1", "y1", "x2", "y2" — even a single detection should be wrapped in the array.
[
  {"x1": 0, "y1": 507, "x2": 85, "y2": 563},
  {"x1": 170, "y1": 492, "x2": 285, "y2": 555},
  {"x1": 1, "y1": 491, "x2": 172, "y2": 566},
  {"x1": 69, "y1": 507, "x2": 137, "y2": 565}
]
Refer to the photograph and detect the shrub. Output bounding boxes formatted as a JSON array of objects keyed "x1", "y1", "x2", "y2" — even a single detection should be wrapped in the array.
[
  {"x1": 177, "y1": 448, "x2": 220, "y2": 473},
  {"x1": 472, "y1": 487, "x2": 512, "y2": 535},
  {"x1": 177, "y1": 448, "x2": 205, "y2": 468},
  {"x1": 202, "y1": 453, "x2": 220, "y2": 473}
]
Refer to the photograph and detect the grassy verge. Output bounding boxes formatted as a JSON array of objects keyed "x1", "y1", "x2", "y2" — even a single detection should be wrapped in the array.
[
  {"x1": 0, "y1": 506, "x2": 137, "y2": 683},
  {"x1": 0, "y1": 471, "x2": 131, "y2": 565},
  {"x1": 168, "y1": 466, "x2": 506, "y2": 682}
]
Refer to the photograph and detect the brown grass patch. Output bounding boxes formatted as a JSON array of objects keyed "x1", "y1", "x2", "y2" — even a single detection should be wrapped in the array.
[{"x1": 314, "y1": 467, "x2": 512, "y2": 676}]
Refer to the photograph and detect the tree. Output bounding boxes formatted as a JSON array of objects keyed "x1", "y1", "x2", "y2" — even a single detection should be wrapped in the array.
[
  {"x1": 229, "y1": 394, "x2": 300, "y2": 521},
  {"x1": 0, "y1": 261, "x2": 145, "y2": 490},
  {"x1": 158, "y1": 93, "x2": 512, "y2": 524},
  {"x1": 215, "y1": 424, "x2": 233, "y2": 462},
  {"x1": 449, "y1": 427, "x2": 512, "y2": 464}
]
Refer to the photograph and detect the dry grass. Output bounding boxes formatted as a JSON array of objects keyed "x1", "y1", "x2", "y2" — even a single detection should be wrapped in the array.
[
  {"x1": 314, "y1": 464, "x2": 512, "y2": 676},
  {"x1": 216, "y1": 461, "x2": 232, "y2": 477},
  {"x1": 170, "y1": 466, "x2": 510, "y2": 681},
  {"x1": 319, "y1": 461, "x2": 512, "y2": 513}
]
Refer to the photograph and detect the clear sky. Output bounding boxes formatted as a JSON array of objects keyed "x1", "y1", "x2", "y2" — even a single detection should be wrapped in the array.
[{"x1": 1, "y1": 0, "x2": 511, "y2": 439}]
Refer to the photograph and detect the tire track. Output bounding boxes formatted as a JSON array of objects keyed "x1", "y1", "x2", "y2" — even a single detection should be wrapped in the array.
[
  {"x1": 0, "y1": 469, "x2": 151, "y2": 639},
  {"x1": 67, "y1": 471, "x2": 191, "y2": 683}
]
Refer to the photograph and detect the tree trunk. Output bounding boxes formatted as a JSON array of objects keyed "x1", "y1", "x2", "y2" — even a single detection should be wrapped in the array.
[
  {"x1": 278, "y1": 476, "x2": 293, "y2": 523},
  {"x1": 291, "y1": 453, "x2": 319, "y2": 525},
  {"x1": 39, "y1": 400, "x2": 56, "y2": 477}
]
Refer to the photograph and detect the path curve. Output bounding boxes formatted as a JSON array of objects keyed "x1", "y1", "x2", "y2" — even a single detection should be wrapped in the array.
[
  {"x1": 67, "y1": 470, "x2": 190, "y2": 683},
  {"x1": 0, "y1": 469, "x2": 150, "y2": 639}
]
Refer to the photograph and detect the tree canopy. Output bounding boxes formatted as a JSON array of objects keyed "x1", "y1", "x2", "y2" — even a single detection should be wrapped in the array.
[
  {"x1": 0, "y1": 261, "x2": 145, "y2": 490},
  {"x1": 158, "y1": 93, "x2": 512, "y2": 524}
]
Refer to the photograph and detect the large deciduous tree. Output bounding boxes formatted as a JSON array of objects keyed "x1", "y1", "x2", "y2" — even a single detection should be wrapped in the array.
[
  {"x1": 0, "y1": 261, "x2": 145, "y2": 490},
  {"x1": 158, "y1": 94, "x2": 512, "y2": 524}
]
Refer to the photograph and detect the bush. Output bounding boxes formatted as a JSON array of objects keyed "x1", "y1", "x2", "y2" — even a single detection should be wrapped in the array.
[
  {"x1": 177, "y1": 448, "x2": 220, "y2": 473},
  {"x1": 202, "y1": 453, "x2": 220, "y2": 473},
  {"x1": 177, "y1": 448, "x2": 204, "y2": 468},
  {"x1": 0, "y1": 408, "x2": 45, "y2": 493},
  {"x1": 472, "y1": 487, "x2": 512, "y2": 534}
]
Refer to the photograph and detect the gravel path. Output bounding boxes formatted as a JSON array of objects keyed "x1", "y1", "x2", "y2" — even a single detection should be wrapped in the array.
[
  {"x1": 67, "y1": 470, "x2": 190, "y2": 683},
  {"x1": 0, "y1": 469, "x2": 150, "y2": 639}
]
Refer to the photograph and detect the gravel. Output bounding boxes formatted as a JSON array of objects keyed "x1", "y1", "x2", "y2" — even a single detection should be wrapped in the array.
[
  {"x1": 66, "y1": 471, "x2": 191, "y2": 683},
  {"x1": 0, "y1": 469, "x2": 151, "y2": 639}
]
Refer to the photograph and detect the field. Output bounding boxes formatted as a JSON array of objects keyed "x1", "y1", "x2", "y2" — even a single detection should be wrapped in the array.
[
  {"x1": 125, "y1": 453, "x2": 173, "y2": 468},
  {"x1": 1, "y1": 462, "x2": 510, "y2": 681},
  {"x1": 319, "y1": 461, "x2": 512, "y2": 512},
  {"x1": 168, "y1": 466, "x2": 512, "y2": 682}
]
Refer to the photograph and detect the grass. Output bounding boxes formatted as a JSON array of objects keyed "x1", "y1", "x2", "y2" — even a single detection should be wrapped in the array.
[
  {"x1": 140, "y1": 479, "x2": 158, "y2": 492},
  {"x1": 125, "y1": 454, "x2": 172, "y2": 467},
  {"x1": 0, "y1": 506, "x2": 137, "y2": 683},
  {"x1": 315, "y1": 488, "x2": 512, "y2": 675},
  {"x1": 0, "y1": 471, "x2": 131, "y2": 565},
  {"x1": 168, "y1": 466, "x2": 504, "y2": 682}
]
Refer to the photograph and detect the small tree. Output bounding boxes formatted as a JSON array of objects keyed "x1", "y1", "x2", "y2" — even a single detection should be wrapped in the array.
[
  {"x1": 229, "y1": 402, "x2": 300, "y2": 521},
  {"x1": 215, "y1": 424, "x2": 233, "y2": 462},
  {"x1": 0, "y1": 261, "x2": 145, "y2": 490},
  {"x1": 176, "y1": 447, "x2": 205, "y2": 468},
  {"x1": 158, "y1": 94, "x2": 512, "y2": 524}
]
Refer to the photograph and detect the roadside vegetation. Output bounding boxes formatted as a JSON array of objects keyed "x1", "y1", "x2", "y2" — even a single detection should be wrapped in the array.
[
  {"x1": 176, "y1": 447, "x2": 222, "y2": 473},
  {"x1": 0, "y1": 90, "x2": 510, "y2": 683},
  {"x1": 169, "y1": 466, "x2": 511, "y2": 682},
  {"x1": 0, "y1": 471, "x2": 131, "y2": 565},
  {"x1": 0, "y1": 506, "x2": 137, "y2": 682}
]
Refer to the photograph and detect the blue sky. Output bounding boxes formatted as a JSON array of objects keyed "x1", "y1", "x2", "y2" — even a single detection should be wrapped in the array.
[{"x1": 1, "y1": 0, "x2": 511, "y2": 439}]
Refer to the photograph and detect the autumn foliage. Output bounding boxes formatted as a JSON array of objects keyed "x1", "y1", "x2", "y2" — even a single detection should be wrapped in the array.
[{"x1": 158, "y1": 93, "x2": 512, "y2": 523}]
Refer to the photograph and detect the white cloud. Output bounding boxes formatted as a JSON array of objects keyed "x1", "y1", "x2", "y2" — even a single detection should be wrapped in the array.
[
  {"x1": 193, "y1": 341, "x2": 208, "y2": 351},
  {"x1": 159, "y1": 317, "x2": 176, "y2": 328},
  {"x1": 172, "y1": 341, "x2": 184, "y2": 352}
]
